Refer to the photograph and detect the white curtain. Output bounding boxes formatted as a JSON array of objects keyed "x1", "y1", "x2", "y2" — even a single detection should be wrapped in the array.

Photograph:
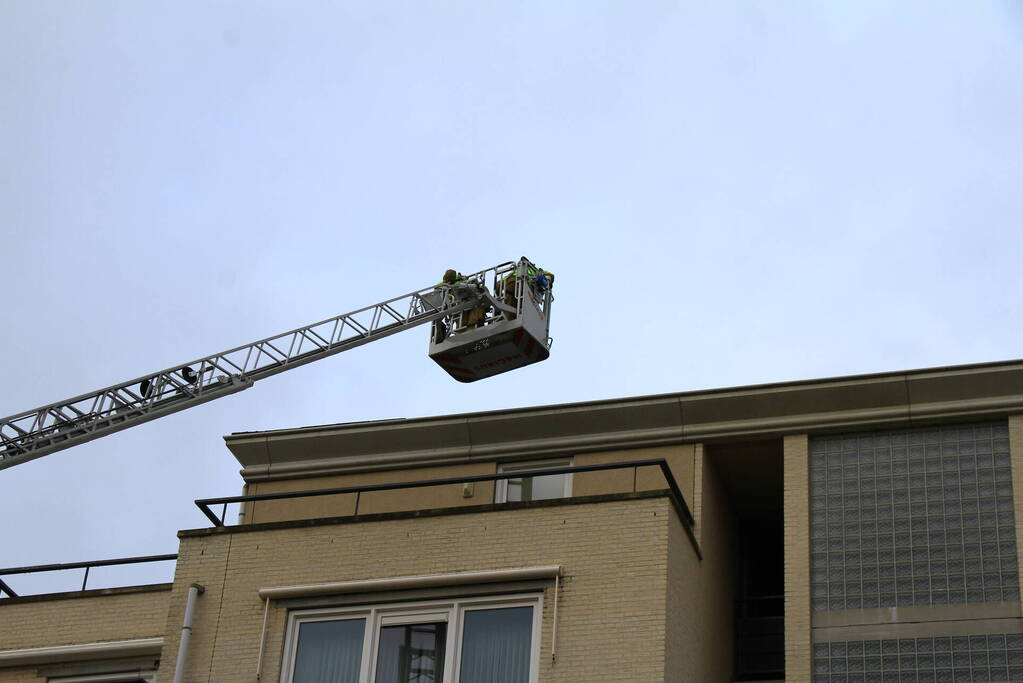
[
  {"x1": 292, "y1": 618, "x2": 365, "y2": 683},
  {"x1": 458, "y1": 607, "x2": 532, "y2": 683}
]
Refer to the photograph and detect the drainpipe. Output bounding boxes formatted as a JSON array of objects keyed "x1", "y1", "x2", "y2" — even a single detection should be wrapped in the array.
[
  {"x1": 173, "y1": 583, "x2": 204, "y2": 683},
  {"x1": 237, "y1": 483, "x2": 249, "y2": 524}
]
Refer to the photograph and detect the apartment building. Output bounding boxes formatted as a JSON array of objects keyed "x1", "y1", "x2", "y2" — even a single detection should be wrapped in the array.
[{"x1": 2, "y1": 359, "x2": 1023, "y2": 683}]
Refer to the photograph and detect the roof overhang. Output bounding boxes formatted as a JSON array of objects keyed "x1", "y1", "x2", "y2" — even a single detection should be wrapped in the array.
[{"x1": 226, "y1": 359, "x2": 1023, "y2": 482}]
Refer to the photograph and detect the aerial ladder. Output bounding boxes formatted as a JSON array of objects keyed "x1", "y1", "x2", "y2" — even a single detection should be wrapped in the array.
[{"x1": 0, "y1": 257, "x2": 553, "y2": 471}]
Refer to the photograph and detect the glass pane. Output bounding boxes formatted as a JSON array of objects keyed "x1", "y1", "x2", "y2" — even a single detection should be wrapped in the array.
[
  {"x1": 459, "y1": 607, "x2": 533, "y2": 683},
  {"x1": 293, "y1": 619, "x2": 365, "y2": 683},
  {"x1": 506, "y1": 473, "x2": 566, "y2": 502},
  {"x1": 375, "y1": 622, "x2": 446, "y2": 683}
]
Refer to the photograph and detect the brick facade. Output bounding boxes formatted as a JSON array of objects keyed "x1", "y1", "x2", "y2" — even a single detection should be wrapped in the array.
[
  {"x1": 160, "y1": 497, "x2": 696, "y2": 683},
  {"x1": 784, "y1": 433, "x2": 812, "y2": 682}
]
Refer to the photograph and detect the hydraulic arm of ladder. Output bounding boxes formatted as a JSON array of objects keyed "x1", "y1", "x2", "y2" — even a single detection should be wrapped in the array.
[{"x1": 0, "y1": 262, "x2": 511, "y2": 471}]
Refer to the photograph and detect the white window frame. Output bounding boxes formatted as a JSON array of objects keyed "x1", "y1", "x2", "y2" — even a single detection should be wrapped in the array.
[
  {"x1": 495, "y1": 459, "x2": 573, "y2": 504},
  {"x1": 280, "y1": 593, "x2": 542, "y2": 683}
]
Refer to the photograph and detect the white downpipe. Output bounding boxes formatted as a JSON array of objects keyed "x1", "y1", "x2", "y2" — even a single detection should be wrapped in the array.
[
  {"x1": 237, "y1": 482, "x2": 249, "y2": 524},
  {"x1": 173, "y1": 583, "x2": 204, "y2": 683},
  {"x1": 255, "y1": 597, "x2": 271, "y2": 681},
  {"x1": 551, "y1": 572, "x2": 560, "y2": 663}
]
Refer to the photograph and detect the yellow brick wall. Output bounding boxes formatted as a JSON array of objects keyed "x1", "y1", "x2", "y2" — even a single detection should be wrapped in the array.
[
  {"x1": 0, "y1": 668, "x2": 42, "y2": 683},
  {"x1": 783, "y1": 434, "x2": 811, "y2": 683},
  {"x1": 0, "y1": 590, "x2": 170, "y2": 651},
  {"x1": 692, "y1": 444, "x2": 705, "y2": 547},
  {"x1": 665, "y1": 449, "x2": 734, "y2": 682},
  {"x1": 0, "y1": 589, "x2": 169, "y2": 683},
  {"x1": 573, "y1": 444, "x2": 696, "y2": 505},
  {"x1": 1010, "y1": 414, "x2": 1023, "y2": 621},
  {"x1": 245, "y1": 445, "x2": 697, "y2": 527},
  {"x1": 161, "y1": 498, "x2": 684, "y2": 683},
  {"x1": 246, "y1": 462, "x2": 499, "y2": 523}
]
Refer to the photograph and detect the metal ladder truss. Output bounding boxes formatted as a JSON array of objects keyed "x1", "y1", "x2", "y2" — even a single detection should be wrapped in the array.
[{"x1": 0, "y1": 261, "x2": 518, "y2": 471}]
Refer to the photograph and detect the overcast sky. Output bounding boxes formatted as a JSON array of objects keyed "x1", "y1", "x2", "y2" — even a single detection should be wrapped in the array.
[{"x1": 2, "y1": 1, "x2": 1022, "y2": 594}]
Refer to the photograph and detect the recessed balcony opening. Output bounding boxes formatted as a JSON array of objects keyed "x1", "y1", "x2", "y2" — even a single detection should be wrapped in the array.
[{"x1": 712, "y1": 440, "x2": 785, "y2": 682}]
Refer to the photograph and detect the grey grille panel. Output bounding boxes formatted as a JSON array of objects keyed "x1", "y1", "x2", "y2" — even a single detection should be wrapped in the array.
[
  {"x1": 810, "y1": 422, "x2": 1018, "y2": 611},
  {"x1": 813, "y1": 634, "x2": 1023, "y2": 682}
]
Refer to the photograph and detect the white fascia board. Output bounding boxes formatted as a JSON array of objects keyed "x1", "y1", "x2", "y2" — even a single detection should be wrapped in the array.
[
  {"x1": 0, "y1": 637, "x2": 163, "y2": 666},
  {"x1": 259, "y1": 565, "x2": 562, "y2": 600}
]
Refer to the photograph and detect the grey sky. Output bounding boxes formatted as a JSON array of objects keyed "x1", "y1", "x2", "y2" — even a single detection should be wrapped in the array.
[{"x1": 2, "y1": 1, "x2": 1022, "y2": 593}]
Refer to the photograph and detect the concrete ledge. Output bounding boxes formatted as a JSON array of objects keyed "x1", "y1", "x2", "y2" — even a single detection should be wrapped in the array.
[
  {"x1": 814, "y1": 602, "x2": 1022, "y2": 628},
  {"x1": 0, "y1": 583, "x2": 172, "y2": 606},
  {"x1": 814, "y1": 617, "x2": 1023, "y2": 642}
]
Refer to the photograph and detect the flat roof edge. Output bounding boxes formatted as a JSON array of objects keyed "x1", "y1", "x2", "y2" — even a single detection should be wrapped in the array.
[
  {"x1": 0, "y1": 583, "x2": 173, "y2": 606},
  {"x1": 226, "y1": 359, "x2": 1023, "y2": 477},
  {"x1": 225, "y1": 358, "x2": 1023, "y2": 442}
]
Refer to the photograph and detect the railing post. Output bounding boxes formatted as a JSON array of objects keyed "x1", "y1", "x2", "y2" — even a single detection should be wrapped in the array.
[
  {"x1": 196, "y1": 501, "x2": 223, "y2": 527},
  {"x1": 0, "y1": 578, "x2": 17, "y2": 598}
]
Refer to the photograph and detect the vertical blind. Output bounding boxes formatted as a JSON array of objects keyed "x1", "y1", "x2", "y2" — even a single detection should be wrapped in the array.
[
  {"x1": 458, "y1": 607, "x2": 533, "y2": 683},
  {"x1": 292, "y1": 618, "x2": 365, "y2": 683}
]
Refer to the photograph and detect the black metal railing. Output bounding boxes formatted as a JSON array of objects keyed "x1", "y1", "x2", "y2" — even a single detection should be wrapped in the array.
[
  {"x1": 195, "y1": 459, "x2": 698, "y2": 552},
  {"x1": 0, "y1": 553, "x2": 177, "y2": 598},
  {"x1": 734, "y1": 594, "x2": 785, "y2": 680}
]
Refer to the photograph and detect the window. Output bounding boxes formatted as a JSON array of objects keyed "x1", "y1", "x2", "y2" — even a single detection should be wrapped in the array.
[
  {"x1": 495, "y1": 460, "x2": 572, "y2": 504},
  {"x1": 282, "y1": 595, "x2": 541, "y2": 683}
]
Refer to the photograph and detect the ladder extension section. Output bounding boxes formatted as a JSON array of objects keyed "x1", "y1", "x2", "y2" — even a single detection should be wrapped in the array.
[{"x1": 0, "y1": 263, "x2": 509, "y2": 471}]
